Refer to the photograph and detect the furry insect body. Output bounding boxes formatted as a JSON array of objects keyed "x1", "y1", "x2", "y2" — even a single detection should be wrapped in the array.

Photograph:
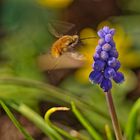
[{"x1": 51, "y1": 35, "x2": 79, "y2": 58}]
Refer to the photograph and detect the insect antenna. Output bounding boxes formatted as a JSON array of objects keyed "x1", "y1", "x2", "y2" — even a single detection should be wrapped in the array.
[{"x1": 80, "y1": 36, "x2": 97, "y2": 40}]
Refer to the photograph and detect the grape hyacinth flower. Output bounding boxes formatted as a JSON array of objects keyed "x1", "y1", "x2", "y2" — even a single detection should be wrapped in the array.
[
  {"x1": 89, "y1": 26, "x2": 124, "y2": 140},
  {"x1": 89, "y1": 26, "x2": 124, "y2": 92}
]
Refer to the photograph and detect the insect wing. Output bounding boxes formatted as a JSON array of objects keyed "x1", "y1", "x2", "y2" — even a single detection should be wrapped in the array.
[
  {"x1": 48, "y1": 23, "x2": 62, "y2": 38},
  {"x1": 37, "y1": 52, "x2": 85, "y2": 70},
  {"x1": 66, "y1": 52, "x2": 86, "y2": 61},
  {"x1": 48, "y1": 20, "x2": 76, "y2": 37}
]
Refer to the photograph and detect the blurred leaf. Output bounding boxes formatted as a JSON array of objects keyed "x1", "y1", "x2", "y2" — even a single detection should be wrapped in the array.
[
  {"x1": 0, "y1": 0, "x2": 55, "y2": 108},
  {"x1": 105, "y1": 124, "x2": 114, "y2": 140},
  {"x1": 0, "y1": 76, "x2": 111, "y2": 132},
  {"x1": 2, "y1": 0, "x2": 55, "y2": 80},
  {"x1": 111, "y1": 15, "x2": 140, "y2": 49},
  {"x1": 71, "y1": 102, "x2": 103, "y2": 140},
  {"x1": 119, "y1": 0, "x2": 140, "y2": 13},
  {"x1": 0, "y1": 100, "x2": 34, "y2": 140},
  {"x1": 9, "y1": 101, "x2": 63, "y2": 140},
  {"x1": 44, "y1": 107, "x2": 78, "y2": 140},
  {"x1": 125, "y1": 98, "x2": 140, "y2": 140},
  {"x1": 0, "y1": 74, "x2": 138, "y2": 137}
]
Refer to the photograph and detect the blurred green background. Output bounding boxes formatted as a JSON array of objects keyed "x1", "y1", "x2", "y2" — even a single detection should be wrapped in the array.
[{"x1": 0, "y1": 0, "x2": 140, "y2": 140}]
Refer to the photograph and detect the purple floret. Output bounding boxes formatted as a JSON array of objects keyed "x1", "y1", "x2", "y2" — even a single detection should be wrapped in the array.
[
  {"x1": 104, "y1": 67, "x2": 116, "y2": 79},
  {"x1": 89, "y1": 71, "x2": 103, "y2": 84},
  {"x1": 105, "y1": 34, "x2": 112, "y2": 42},
  {"x1": 97, "y1": 29, "x2": 105, "y2": 38},
  {"x1": 103, "y1": 26, "x2": 110, "y2": 33},
  {"x1": 113, "y1": 72, "x2": 124, "y2": 83},
  {"x1": 93, "y1": 60, "x2": 106, "y2": 71},
  {"x1": 100, "y1": 51, "x2": 109, "y2": 60},
  {"x1": 108, "y1": 57, "x2": 118, "y2": 67},
  {"x1": 96, "y1": 45, "x2": 102, "y2": 53},
  {"x1": 100, "y1": 78, "x2": 112, "y2": 92},
  {"x1": 109, "y1": 49, "x2": 119, "y2": 58},
  {"x1": 109, "y1": 29, "x2": 115, "y2": 35},
  {"x1": 102, "y1": 43, "x2": 112, "y2": 51},
  {"x1": 98, "y1": 38, "x2": 105, "y2": 46}
]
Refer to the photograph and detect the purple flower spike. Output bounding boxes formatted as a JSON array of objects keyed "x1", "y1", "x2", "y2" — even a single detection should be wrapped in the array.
[{"x1": 89, "y1": 26, "x2": 124, "y2": 92}]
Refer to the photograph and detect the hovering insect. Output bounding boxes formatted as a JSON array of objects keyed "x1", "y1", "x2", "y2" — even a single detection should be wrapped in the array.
[
  {"x1": 38, "y1": 21, "x2": 96, "y2": 84},
  {"x1": 38, "y1": 20, "x2": 96, "y2": 72},
  {"x1": 48, "y1": 20, "x2": 96, "y2": 58}
]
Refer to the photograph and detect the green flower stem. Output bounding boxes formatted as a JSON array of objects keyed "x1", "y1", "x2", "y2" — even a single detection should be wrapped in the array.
[{"x1": 105, "y1": 90, "x2": 123, "y2": 140}]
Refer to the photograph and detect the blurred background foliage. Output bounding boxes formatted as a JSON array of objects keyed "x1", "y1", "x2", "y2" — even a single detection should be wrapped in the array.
[{"x1": 0, "y1": 0, "x2": 140, "y2": 140}]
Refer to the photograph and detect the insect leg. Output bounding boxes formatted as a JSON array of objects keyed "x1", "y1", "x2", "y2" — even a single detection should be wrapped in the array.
[{"x1": 47, "y1": 56, "x2": 63, "y2": 73}]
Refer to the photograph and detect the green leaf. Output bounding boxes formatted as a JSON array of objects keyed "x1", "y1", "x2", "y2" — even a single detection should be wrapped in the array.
[
  {"x1": 0, "y1": 76, "x2": 110, "y2": 132},
  {"x1": 9, "y1": 101, "x2": 63, "y2": 140},
  {"x1": 44, "y1": 107, "x2": 78, "y2": 140},
  {"x1": 125, "y1": 98, "x2": 140, "y2": 140},
  {"x1": 105, "y1": 124, "x2": 114, "y2": 140},
  {"x1": 0, "y1": 100, "x2": 34, "y2": 140},
  {"x1": 71, "y1": 102, "x2": 103, "y2": 140}
]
